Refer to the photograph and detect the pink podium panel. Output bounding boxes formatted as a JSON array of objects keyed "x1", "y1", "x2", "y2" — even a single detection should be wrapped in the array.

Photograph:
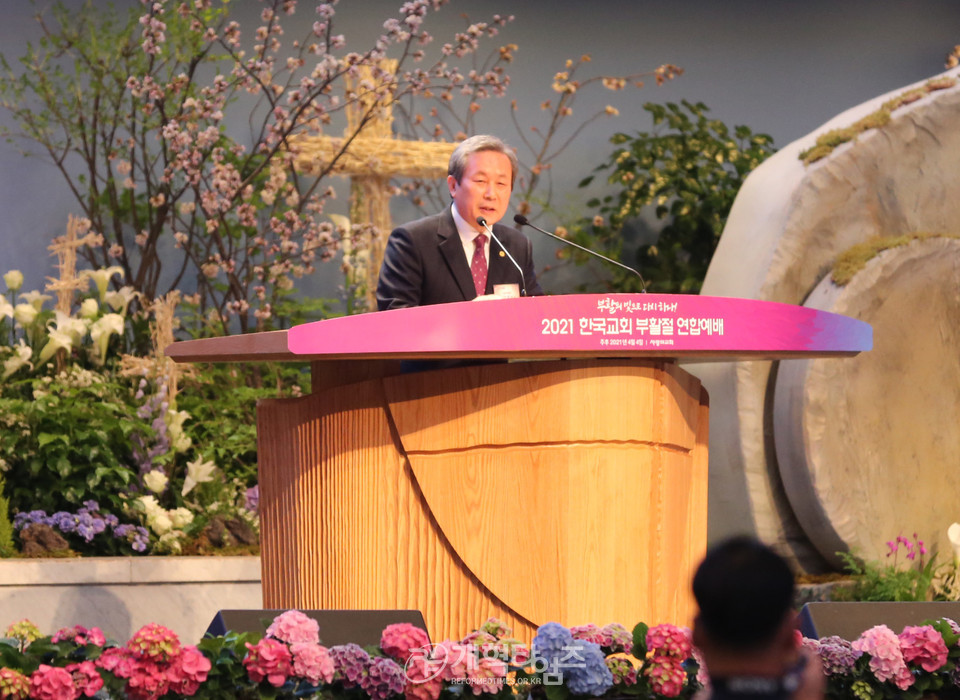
[{"x1": 287, "y1": 293, "x2": 872, "y2": 359}]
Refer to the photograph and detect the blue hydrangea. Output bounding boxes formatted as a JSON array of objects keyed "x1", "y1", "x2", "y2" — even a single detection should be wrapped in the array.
[
  {"x1": 564, "y1": 639, "x2": 614, "y2": 696},
  {"x1": 532, "y1": 622, "x2": 573, "y2": 663}
]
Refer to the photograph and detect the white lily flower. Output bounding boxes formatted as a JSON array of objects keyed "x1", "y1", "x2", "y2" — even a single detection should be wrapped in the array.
[
  {"x1": 52, "y1": 310, "x2": 90, "y2": 346},
  {"x1": 948, "y1": 523, "x2": 960, "y2": 565},
  {"x1": 3, "y1": 270, "x2": 23, "y2": 291},
  {"x1": 89, "y1": 313, "x2": 126, "y2": 364},
  {"x1": 143, "y1": 469, "x2": 169, "y2": 494},
  {"x1": 18, "y1": 290, "x2": 51, "y2": 311},
  {"x1": 13, "y1": 304, "x2": 38, "y2": 327},
  {"x1": 79, "y1": 298, "x2": 99, "y2": 319},
  {"x1": 36, "y1": 328, "x2": 74, "y2": 366},
  {"x1": 104, "y1": 286, "x2": 139, "y2": 315},
  {"x1": 2, "y1": 340, "x2": 33, "y2": 379},
  {"x1": 81, "y1": 266, "x2": 125, "y2": 301},
  {"x1": 182, "y1": 456, "x2": 217, "y2": 496},
  {"x1": 0, "y1": 297, "x2": 13, "y2": 321}
]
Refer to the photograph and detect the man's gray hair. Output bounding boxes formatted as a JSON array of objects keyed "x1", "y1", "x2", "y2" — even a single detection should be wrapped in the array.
[{"x1": 448, "y1": 134, "x2": 519, "y2": 187}]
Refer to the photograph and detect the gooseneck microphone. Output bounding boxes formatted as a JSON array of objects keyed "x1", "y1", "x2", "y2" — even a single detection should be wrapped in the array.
[
  {"x1": 476, "y1": 217, "x2": 527, "y2": 297},
  {"x1": 513, "y1": 214, "x2": 648, "y2": 293}
]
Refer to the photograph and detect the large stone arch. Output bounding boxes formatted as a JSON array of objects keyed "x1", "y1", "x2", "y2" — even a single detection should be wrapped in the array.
[{"x1": 688, "y1": 68, "x2": 960, "y2": 571}]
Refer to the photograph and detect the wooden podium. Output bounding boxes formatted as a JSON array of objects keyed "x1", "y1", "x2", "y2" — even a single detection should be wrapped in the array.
[{"x1": 167, "y1": 294, "x2": 871, "y2": 642}]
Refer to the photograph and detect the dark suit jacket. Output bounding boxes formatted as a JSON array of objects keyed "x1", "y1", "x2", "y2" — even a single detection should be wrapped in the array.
[{"x1": 376, "y1": 209, "x2": 543, "y2": 311}]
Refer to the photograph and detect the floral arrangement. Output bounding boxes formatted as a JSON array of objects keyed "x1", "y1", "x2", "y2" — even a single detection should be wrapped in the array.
[
  {"x1": 803, "y1": 617, "x2": 960, "y2": 700},
  {"x1": 0, "y1": 265, "x2": 269, "y2": 558},
  {"x1": 0, "y1": 614, "x2": 703, "y2": 700}
]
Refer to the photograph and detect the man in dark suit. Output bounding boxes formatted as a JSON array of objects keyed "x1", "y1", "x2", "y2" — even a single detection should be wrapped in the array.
[{"x1": 376, "y1": 134, "x2": 542, "y2": 310}]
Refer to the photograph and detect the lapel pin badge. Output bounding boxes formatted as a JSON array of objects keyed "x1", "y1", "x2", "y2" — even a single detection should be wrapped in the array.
[{"x1": 498, "y1": 251, "x2": 505, "y2": 257}]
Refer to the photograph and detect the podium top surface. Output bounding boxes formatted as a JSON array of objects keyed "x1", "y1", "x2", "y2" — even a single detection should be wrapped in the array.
[{"x1": 165, "y1": 294, "x2": 872, "y2": 363}]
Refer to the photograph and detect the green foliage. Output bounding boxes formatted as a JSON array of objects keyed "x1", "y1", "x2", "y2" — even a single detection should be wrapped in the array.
[
  {"x1": 568, "y1": 100, "x2": 776, "y2": 293},
  {"x1": 631, "y1": 621, "x2": 649, "y2": 659},
  {"x1": 0, "y1": 370, "x2": 147, "y2": 515},
  {"x1": 177, "y1": 363, "x2": 309, "y2": 488},
  {"x1": 0, "y1": 474, "x2": 14, "y2": 557},
  {"x1": 834, "y1": 536, "x2": 942, "y2": 602}
]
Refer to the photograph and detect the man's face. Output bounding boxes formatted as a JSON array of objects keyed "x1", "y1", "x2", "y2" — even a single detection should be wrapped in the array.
[{"x1": 447, "y1": 150, "x2": 513, "y2": 228}]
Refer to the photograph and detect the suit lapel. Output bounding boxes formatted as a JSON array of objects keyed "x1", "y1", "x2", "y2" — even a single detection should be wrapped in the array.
[{"x1": 437, "y1": 209, "x2": 476, "y2": 300}]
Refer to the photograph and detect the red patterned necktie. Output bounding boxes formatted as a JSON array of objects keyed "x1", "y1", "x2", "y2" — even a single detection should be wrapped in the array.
[{"x1": 471, "y1": 233, "x2": 488, "y2": 296}]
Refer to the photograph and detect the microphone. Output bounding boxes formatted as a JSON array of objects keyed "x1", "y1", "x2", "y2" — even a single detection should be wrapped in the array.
[
  {"x1": 513, "y1": 214, "x2": 647, "y2": 293},
  {"x1": 476, "y1": 216, "x2": 527, "y2": 297}
]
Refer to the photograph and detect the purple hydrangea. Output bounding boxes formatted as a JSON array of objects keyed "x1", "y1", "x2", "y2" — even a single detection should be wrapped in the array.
[
  {"x1": 246, "y1": 485, "x2": 259, "y2": 513},
  {"x1": 818, "y1": 636, "x2": 863, "y2": 675},
  {"x1": 15, "y1": 504, "x2": 147, "y2": 552},
  {"x1": 359, "y1": 655, "x2": 405, "y2": 700},
  {"x1": 330, "y1": 643, "x2": 371, "y2": 688}
]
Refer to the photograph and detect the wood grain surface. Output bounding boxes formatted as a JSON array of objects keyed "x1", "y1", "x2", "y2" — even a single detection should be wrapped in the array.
[{"x1": 256, "y1": 359, "x2": 708, "y2": 642}]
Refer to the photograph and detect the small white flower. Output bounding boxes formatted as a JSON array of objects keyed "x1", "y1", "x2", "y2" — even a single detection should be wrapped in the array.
[
  {"x1": 79, "y1": 298, "x2": 99, "y2": 319},
  {"x1": 0, "y1": 297, "x2": 13, "y2": 321},
  {"x1": 182, "y1": 456, "x2": 217, "y2": 496},
  {"x1": 170, "y1": 507, "x2": 194, "y2": 529},
  {"x1": 137, "y1": 494, "x2": 164, "y2": 518},
  {"x1": 148, "y1": 512, "x2": 173, "y2": 536},
  {"x1": 13, "y1": 304, "x2": 38, "y2": 327},
  {"x1": 166, "y1": 410, "x2": 192, "y2": 454},
  {"x1": 3, "y1": 270, "x2": 23, "y2": 291},
  {"x1": 143, "y1": 469, "x2": 169, "y2": 494}
]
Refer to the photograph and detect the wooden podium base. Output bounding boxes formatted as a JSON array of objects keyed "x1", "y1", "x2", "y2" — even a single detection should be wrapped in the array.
[{"x1": 256, "y1": 358, "x2": 708, "y2": 642}]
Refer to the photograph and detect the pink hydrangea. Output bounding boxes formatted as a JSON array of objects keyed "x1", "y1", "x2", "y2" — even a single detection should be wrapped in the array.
[
  {"x1": 166, "y1": 645, "x2": 212, "y2": 695},
  {"x1": 606, "y1": 656, "x2": 639, "y2": 685},
  {"x1": 479, "y1": 618, "x2": 513, "y2": 639},
  {"x1": 465, "y1": 656, "x2": 506, "y2": 695},
  {"x1": 571, "y1": 623, "x2": 605, "y2": 645},
  {"x1": 290, "y1": 642, "x2": 335, "y2": 685},
  {"x1": 244, "y1": 638, "x2": 293, "y2": 687},
  {"x1": 433, "y1": 641, "x2": 473, "y2": 682},
  {"x1": 125, "y1": 659, "x2": 169, "y2": 700},
  {"x1": 900, "y1": 625, "x2": 949, "y2": 672},
  {"x1": 64, "y1": 661, "x2": 103, "y2": 698},
  {"x1": 29, "y1": 665, "x2": 79, "y2": 700},
  {"x1": 381, "y1": 622, "x2": 431, "y2": 662},
  {"x1": 95, "y1": 647, "x2": 138, "y2": 678},
  {"x1": 128, "y1": 623, "x2": 181, "y2": 662},
  {"x1": 601, "y1": 623, "x2": 634, "y2": 653},
  {"x1": 644, "y1": 656, "x2": 687, "y2": 697},
  {"x1": 0, "y1": 667, "x2": 31, "y2": 699},
  {"x1": 460, "y1": 630, "x2": 498, "y2": 648},
  {"x1": 852, "y1": 625, "x2": 913, "y2": 689},
  {"x1": 266, "y1": 610, "x2": 320, "y2": 645},
  {"x1": 646, "y1": 624, "x2": 692, "y2": 659},
  {"x1": 52, "y1": 625, "x2": 106, "y2": 647},
  {"x1": 403, "y1": 652, "x2": 444, "y2": 700}
]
